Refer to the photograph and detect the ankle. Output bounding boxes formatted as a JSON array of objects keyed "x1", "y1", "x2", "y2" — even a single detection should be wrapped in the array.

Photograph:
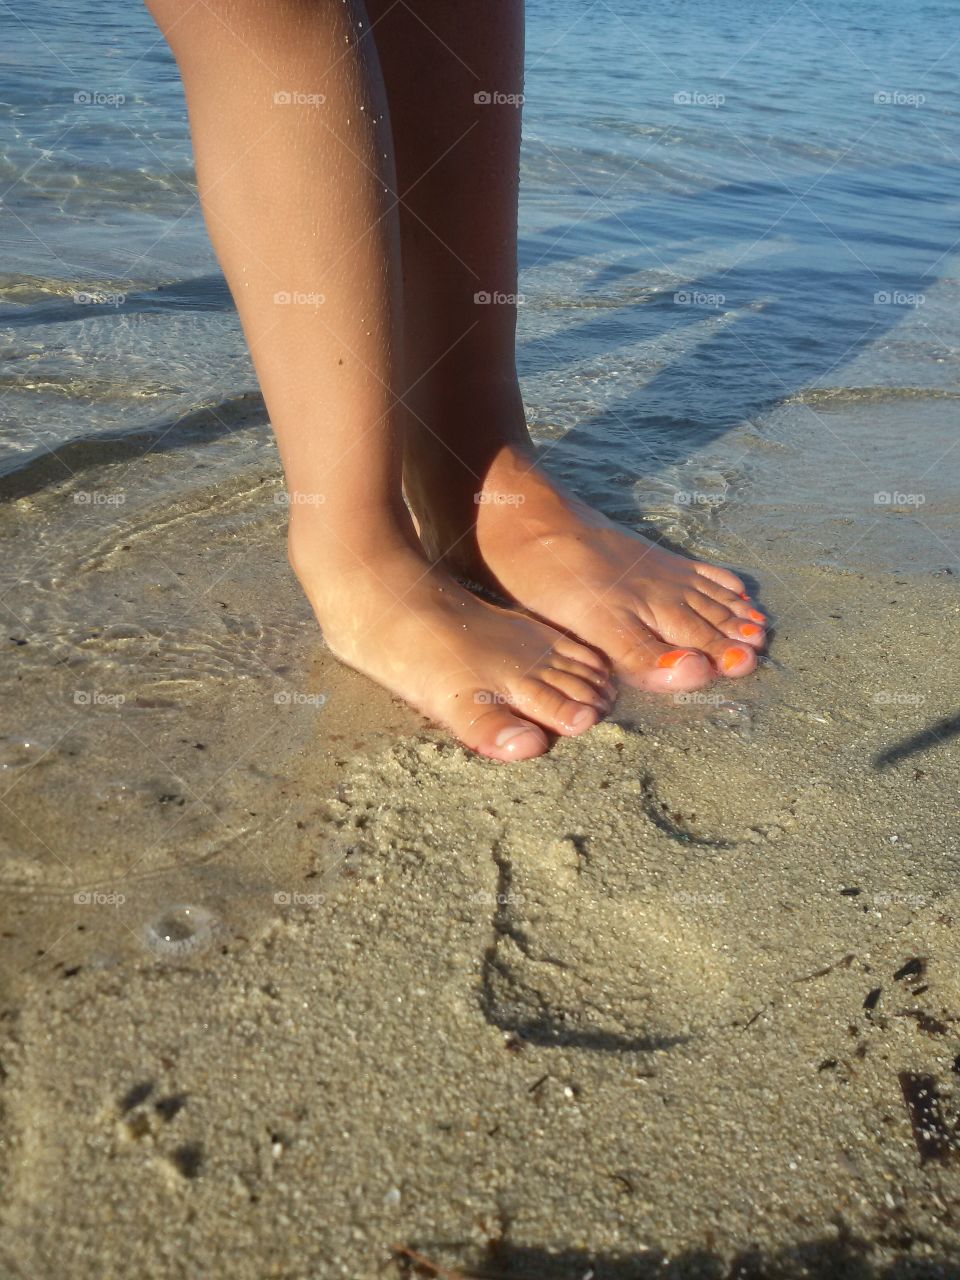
[{"x1": 286, "y1": 507, "x2": 419, "y2": 590}]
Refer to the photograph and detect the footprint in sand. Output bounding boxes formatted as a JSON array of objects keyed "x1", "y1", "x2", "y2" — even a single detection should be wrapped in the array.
[
  {"x1": 478, "y1": 825, "x2": 738, "y2": 1052},
  {"x1": 330, "y1": 728, "x2": 795, "y2": 1055}
]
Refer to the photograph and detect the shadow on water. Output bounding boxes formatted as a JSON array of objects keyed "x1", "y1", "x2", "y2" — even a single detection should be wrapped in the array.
[
  {"x1": 393, "y1": 1232, "x2": 960, "y2": 1278},
  {"x1": 517, "y1": 169, "x2": 952, "y2": 485},
  {"x1": 2, "y1": 170, "x2": 953, "y2": 530},
  {"x1": 0, "y1": 273, "x2": 233, "y2": 328},
  {"x1": 0, "y1": 391, "x2": 268, "y2": 502}
]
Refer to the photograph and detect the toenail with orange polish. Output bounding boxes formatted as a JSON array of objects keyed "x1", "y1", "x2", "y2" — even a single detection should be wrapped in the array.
[
  {"x1": 721, "y1": 647, "x2": 749, "y2": 672},
  {"x1": 657, "y1": 649, "x2": 698, "y2": 668},
  {"x1": 740, "y1": 623, "x2": 762, "y2": 638},
  {"x1": 738, "y1": 592, "x2": 749, "y2": 600},
  {"x1": 747, "y1": 609, "x2": 766, "y2": 623}
]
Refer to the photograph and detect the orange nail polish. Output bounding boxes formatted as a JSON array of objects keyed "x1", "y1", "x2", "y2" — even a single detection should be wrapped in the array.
[
  {"x1": 747, "y1": 609, "x2": 766, "y2": 623},
  {"x1": 657, "y1": 649, "x2": 695, "y2": 668},
  {"x1": 721, "y1": 646, "x2": 748, "y2": 672},
  {"x1": 738, "y1": 592, "x2": 749, "y2": 600},
  {"x1": 740, "y1": 623, "x2": 762, "y2": 638}
]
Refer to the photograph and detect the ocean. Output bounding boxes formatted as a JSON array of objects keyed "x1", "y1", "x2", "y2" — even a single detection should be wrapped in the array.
[{"x1": 1, "y1": 0, "x2": 958, "y2": 573}]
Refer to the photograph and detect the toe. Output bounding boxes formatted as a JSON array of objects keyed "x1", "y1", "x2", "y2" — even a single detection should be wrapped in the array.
[
  {"x1": 647, "y1": 597, "x2": 731, "y2": 655},
  {"x1": 549, "y1": 655, "x2": 618, "y2": 701},
  {"x1": 721, "y1": 618, "x2": 767, "y2": 649},
  {"x1": 553, "y1": 636, "x2": 611, "y2": 676},
  {"x1": 458, "y1": 700, "x2": 550, "y2": 761},
  {"x1": 716, "y1": 644, "x2": 758, "y2": 678},
  {"x1": 513, "y1": 678, "x2": 602, "y2": 736},
  {"x1": 682, "y1": 588, "x2": 737, "y2": 629},
  {"x1": 541, "y1": 666, "x2": 615, "y2": 712},
  {"x1": 691, "y1": 576, "x2": 759, "y2": 619},
  {"x1": 693, "y1": 562, "x2": 747, "y2": 596},
  {"x1": 685, "y1": 590, "x2": 767, "y2": 649},
  {"x1": 610, "y1": 620, "x2": 714, "y2": 692},
  {"x1": 643, "y1": 605, "x2": 758, "y2": 677}
]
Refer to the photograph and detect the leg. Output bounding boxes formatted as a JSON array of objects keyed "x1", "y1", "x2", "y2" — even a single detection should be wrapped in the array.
[
  {"x1": 145, "y1": 0, "x2": 614, "y2": 760},
  {"x1": 370, "y1": 0, "x2": 765, "y2": 691}
]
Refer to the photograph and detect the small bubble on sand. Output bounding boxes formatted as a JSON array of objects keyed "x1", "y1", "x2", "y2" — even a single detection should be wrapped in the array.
[
  {"x1": 708, "y1": 700, "x2": 754, "y2": 740},
  {"x1": 143, "y1": 905, "x2": 216, "y2": 958}
]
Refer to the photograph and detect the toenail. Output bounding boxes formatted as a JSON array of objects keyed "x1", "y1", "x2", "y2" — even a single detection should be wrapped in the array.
[
  {"x1": 657, "y1": 649, "x2": 699, "y2": 668},
  {"x1": 739, "y1": 623, "x2": 762, "y2": 638},
  {"x1": 570, "y1": 707, "x2": 596, "y2": 731},
  {"x1": 738, "y1": 592, "x2": 749, "y2": 600},
  {"x1": 747, "y1": 609, "x2": 766, "y2": 623},
  {"x1": 494, "y1": 725, "x2": 541, "y2": 751},
  {"x1": 721, "y1": 646, "x2": 749, "y2": 672}
]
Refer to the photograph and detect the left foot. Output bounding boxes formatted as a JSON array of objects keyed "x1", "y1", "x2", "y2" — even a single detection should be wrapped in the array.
[{"x1": 409, "y1": 441, "x2": 766, "y2": 692}]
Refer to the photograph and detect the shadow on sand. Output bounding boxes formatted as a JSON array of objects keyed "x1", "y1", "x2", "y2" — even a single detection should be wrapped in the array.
[{"x1": 393, "y1": 1230, "x2": 960, "y2": 1279}]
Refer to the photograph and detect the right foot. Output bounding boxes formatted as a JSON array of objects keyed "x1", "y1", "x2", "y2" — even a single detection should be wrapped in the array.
[{"x1": 291, "y1": 541, "x2": 617, "y2": 761}]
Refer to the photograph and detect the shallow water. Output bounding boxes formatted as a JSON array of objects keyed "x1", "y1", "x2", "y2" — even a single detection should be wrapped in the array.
[{"x1": 1, "y1": 0, "x2": 957, "y2": 568}]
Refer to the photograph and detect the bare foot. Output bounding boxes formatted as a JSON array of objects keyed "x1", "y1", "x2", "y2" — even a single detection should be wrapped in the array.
[
  {"x1": 289, "y1": 536, "x2": 615, "y2": 761},
  {"x1": 410, "y1": 443, "x2": 766, "y2": 692}
]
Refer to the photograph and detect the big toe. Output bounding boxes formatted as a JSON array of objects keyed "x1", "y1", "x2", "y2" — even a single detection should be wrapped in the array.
[{"x1": 454, "y1": 700, "x2": 550, "y2": 762}]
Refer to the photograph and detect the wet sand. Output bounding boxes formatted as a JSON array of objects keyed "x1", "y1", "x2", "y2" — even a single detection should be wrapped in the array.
[{"x1": 2, "y1": 428, "x2": 960, "y2": 1278}]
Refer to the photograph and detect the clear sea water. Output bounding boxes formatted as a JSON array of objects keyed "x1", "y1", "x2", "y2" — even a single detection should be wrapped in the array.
[{"x1": 1, "y1": 0, "x2": 958, "y2": 569}]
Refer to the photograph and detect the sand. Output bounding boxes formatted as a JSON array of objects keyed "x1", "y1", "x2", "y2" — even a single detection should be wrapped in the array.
[{"x1": 1, "y1": 430, "x2": 959, "y2": 1279}]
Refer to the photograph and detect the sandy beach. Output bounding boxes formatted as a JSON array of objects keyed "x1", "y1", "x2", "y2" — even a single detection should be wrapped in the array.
[
  {"x1": 2, "y1": 419, "x2": 959, "y2": 1279},
  {"x1": 3, "y1": 0, "x2": 960, "y2": 1269}
]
